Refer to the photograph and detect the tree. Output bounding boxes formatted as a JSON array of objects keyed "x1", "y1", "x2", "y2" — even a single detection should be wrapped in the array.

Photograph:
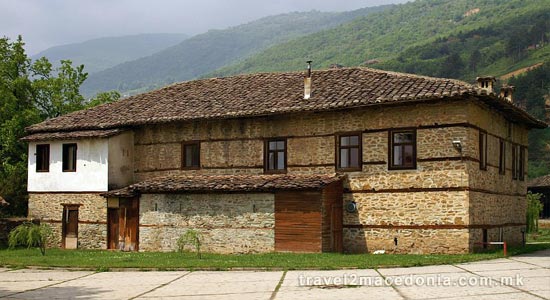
[
  {"x1": 468, "y1": 49, "x2": 481, "y2": 75},
  {"x1": 0, "y1": 35, "x2": 118, "y2": 216},
  {"x1": 86, "y1": 90, "x2": 121, "y2": 108},
  {"x1": 439, "y1": 52, "x2": 464, "y2": 78},
  {"x1": 505, "y1": 26, "x2": 530, "y2": 62},
  {"x1": 8, "y1": 222, "x2": 53, "y2": 255},
  {"x1": 31, "y1": 58, "x2": 88, "y2": 118},
  {"x1": 0, "y1": 36, "x2": 41, "y2": 216},
  {"x1": 177, "y1": 229, "x2": 202, "y2": 258},
  {"x1": 526, "y1": 192, "x2": 543, "y2": 233}
]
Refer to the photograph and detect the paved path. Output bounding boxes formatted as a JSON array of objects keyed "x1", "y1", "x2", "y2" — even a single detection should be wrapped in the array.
[{"x1": 0, "y1": 249, "x2": 549, "y2": 299}]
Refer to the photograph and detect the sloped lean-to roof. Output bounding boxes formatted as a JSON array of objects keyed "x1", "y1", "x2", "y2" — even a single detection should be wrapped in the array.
[
  {"x1": 21, "y1": 128, "x2": 125, "y2": 142},
  {"x1": 25, "y1": 67, "x2": 546, "y2": 136},
  {"x1": 102, "y1": 174, "x2": 345, "y2": 198},
  {"x1": 528, "y1": 175, "x2": 550, "y2": 188}
]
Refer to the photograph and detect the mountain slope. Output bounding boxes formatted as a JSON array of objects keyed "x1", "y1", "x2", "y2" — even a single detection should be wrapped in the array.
[
  {"x1": 508, "y1": 63, "x2": 550, "y2": 178},
  {"x1": 80, "y1": 7, "x2": 391, "y2": 96},
  {"x1": 374, "y1": 6, "x2": 550, "y2": 81},
  {"x1": 32, "y1": 33, "x2": 188, "y2": 74},
  {"x1": 210, "y1": 0, "x2": 549, "y2": 79}
]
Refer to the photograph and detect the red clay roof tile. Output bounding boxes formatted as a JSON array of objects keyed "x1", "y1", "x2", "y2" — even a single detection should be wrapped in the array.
[{"x1": 26, "y1": 67, "x2": 546, "y2": 134}]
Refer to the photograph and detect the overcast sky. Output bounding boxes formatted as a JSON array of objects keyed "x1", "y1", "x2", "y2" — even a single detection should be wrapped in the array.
[{"x1": 1, "y1": 0, "x2": 407, "y2": 55}]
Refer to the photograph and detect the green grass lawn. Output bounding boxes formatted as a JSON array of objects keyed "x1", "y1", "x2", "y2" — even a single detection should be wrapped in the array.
[
  {"x1": 528, "y1": 228, "x2": 550, "y2": 243},
  {"x1": 1, "y1": 244, "x2": 549, "y2": 271}
]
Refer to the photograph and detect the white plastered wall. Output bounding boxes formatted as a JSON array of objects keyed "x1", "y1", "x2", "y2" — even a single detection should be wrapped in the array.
[
  {"x1": 28, "y1": 139, "x2": 109, "y2": 192},
  {"x1": 108, "y1": 131, "x2": 134, "y2": 190}
]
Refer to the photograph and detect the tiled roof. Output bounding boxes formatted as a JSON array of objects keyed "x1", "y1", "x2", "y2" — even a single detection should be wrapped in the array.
[
  {"x1": 102, "y1": 174, "x2": 344, "y2": 197},
  {"x1": 528, "y1": 175, "x2": 550, "y2": 188},
  {"x1": 26, "y1": 67, "x2": 546, "y2": 135},
  {"x1": 20, "y1": 128, "x2": 125, "y2": 142}
]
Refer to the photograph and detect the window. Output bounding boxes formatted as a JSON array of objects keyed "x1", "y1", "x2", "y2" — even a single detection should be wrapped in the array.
[
  {"x1": 479, "y1": 131, "x2": 487, "y2": 170},
  {"x1": 62, "y1": 143, "x2": 77, "y2": 172},
  {"x1": 512, "y1": 145, "x2": 518, "y2": 180},
  {"x1": 182, "y1": 142, "x2": 200, "y2": 169},
  {"x1": 337, "y1": 134, "x2": 361, "y2": 171},
  {"x1": 499, "y1": 139, "x2": 505, "y2": 175},
  {"x1": 519, "y1": 146, "x2": 525, "y2": 181},
  {"x1": 512, "y1": 145, "x2": 525, "y2": 180},
  {"x1": 389, "y1": 130, "x2": 416, "y2": 170},
  {"x1": 265, "y1": 139, "x2": 286, "y2": 173},
  {"x1": 36, "y1": 144, "x2": 50, "y2": 172}
]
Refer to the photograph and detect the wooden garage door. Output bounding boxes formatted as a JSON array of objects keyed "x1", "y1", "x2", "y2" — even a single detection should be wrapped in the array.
[{"x1": 275, "y1": 191, "x2": 322, "y2": 252}]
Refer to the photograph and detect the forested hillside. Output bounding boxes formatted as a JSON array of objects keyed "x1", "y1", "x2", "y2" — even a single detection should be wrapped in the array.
[
  {"x1": 211, "y1": 0, "x2": 549, "y2": 78},
  {"x1": 80, "y1": 7, "x2": 391, "y2": 96},
  {"x1": 375, "y1": 8, "x2": 550, "y2": 80},
  {"x1": 31, "y1": 33, "x2": 188, "y2": 74},
  {"x1": 508, "y1": 64, "x2": 550, "y2": 178}
]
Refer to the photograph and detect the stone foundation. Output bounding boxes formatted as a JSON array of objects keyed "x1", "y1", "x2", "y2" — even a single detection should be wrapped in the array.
[
  {"x1": 28, "y1": 193, "x2": 107, "y2": 249},
  {"x1": 344, "y1": 227, "x2": 470, "y2": 254},
  {"x1": 139, "y1": 193, "x2": 275, "y2": 253}
]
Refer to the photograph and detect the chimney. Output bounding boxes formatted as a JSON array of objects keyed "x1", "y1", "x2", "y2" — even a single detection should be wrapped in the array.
[
  {"x1": 304, "y1": 60, "x2": 312, "y2": 100},
  {"x1": 476, "y1": 76, "x2": 496, "y2": 94},
  {"x1": 499, "y1": 85, "x2": 514, "y2": 103}
]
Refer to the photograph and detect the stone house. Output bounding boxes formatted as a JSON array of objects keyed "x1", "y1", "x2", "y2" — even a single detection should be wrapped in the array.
[{"x1": 22, "y1": 67, "x2": 545, "y2": 254}]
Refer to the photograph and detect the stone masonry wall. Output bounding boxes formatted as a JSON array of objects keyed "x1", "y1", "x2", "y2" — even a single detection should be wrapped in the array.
[
  {"x1": 133, "y1": 101, "x2": 471, "y2": 179},
  {"x1": 28, "y1": 193, "x2": 107, "y2": 249},
  {"x1": 139, "y1": 193, "x2": 274, "y2": 253},
  {"x1": 344, "y1": 228, "x2": 470, "y2": 254},
  {"x1": 128, "y1": 99, "x2": 528, "y2": 254},
  {"x1": 465, "y1": 103, "x2": 529, "y2": 248}
]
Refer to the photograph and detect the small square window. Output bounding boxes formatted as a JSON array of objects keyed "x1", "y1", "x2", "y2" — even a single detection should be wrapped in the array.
[
  {"x1": 36, "y1": 144, "x2": 50, "y2": 172},
  {"x1": 182, "y1": 142, "x2": 200, "y2": 169},
  {"x1": 337, "y1": 133, "x2": 361, "y2": 171},
  {"x1": 62, "y1": 143, "x2": 77, "y2": 172},
  {"x1": 389, "y1": 130, "x2": 416, "y2": 170},
  {"x1": 265, "y1": 139, "x2": 286, "y2": 173}
]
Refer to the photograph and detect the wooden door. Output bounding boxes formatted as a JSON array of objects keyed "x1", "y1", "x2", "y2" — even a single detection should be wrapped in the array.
[
  {"x1": 107, "y1": 208, "x2": 119, "y2": 249},
  {"x1": 275, "y1": 191, "x2": 322, "y2": 252},
  {"x1": 122, "y1": 198, "x2": 139, "y2": 251},
  {"x1": 62, "y1": 205, "x2": 79, "y2": 249},
  {"x1": 107, "y1": 198, "x2": 139, "y2": 251},
  {"x1": 330, "y1": 203, "x2": 343, "y2": 252}
]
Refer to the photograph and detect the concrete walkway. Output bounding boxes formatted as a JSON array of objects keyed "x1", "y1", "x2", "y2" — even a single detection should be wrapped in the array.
[{"x1": 0, "y1": 249, "x2": 549, "y2": 300}]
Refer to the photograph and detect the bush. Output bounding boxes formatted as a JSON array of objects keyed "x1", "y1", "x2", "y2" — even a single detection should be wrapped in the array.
[
  {"x1": 177, "y1": 229, "x2": 202, "y2": 259},
  {"x1": 8, "y1": 222, "x2": 53, "y2": 255},
  {"x1": 526, "y1": 192, "x2": 544, "y2": 233}
]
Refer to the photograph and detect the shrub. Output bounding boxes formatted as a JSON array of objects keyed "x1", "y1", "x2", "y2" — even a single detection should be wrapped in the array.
[
  {"x1": 177, "y1": 229, "x2": 202, "y2": 259},
  {"x1": 526, "y1": 192, "x2": 544, "y2": 233},
  {"x1": 8, "y1": 222, "x2": 53, "y2": 255}
]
